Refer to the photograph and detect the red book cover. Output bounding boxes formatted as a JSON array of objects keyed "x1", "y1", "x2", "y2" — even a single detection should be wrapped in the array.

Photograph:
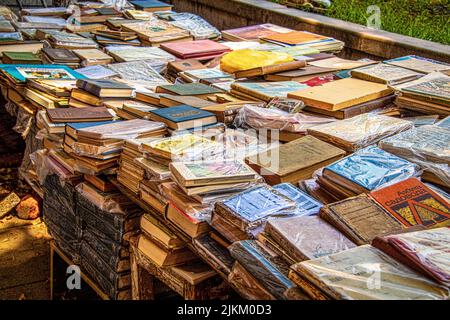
[
  {"x1": 370, "y1": 178, "x2": 450, "y2": 228},
  {"x1": 160, "y1": 40, "x2": 230, "y2": 58}
]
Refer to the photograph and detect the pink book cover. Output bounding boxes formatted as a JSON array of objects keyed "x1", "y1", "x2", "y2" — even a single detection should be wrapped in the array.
[{"x1": 161, "y1": 40, "x2": 230, "y2": 58}]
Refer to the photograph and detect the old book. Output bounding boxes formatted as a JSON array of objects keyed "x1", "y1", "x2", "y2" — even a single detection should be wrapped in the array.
[
  {"x1": 373, "y1": 227, "x2": 450, "y2": 286},
  {"x1": 213, "y1": 185, "x2": 297, "y2": 232},
  {"x1": 229, "y1": 240, "x2": 295, "y2": 300},
  {"x1": 76, "y1": 79, "x2": 134, "y2": 98},
  {"x1": 83, "y1": 174, "x2": 116, "y2": 193},
  {"x1": 155, "y1": 83, "x2": 222, "y2": 98},
  {"x1": 169, "y1": 160, "x2": 257, "y2": 187},
  {"x1": 0, "y1": 20, "x2": 15, "y2": 32},
  {"x1": 307, "y1": 114, "x2": 413, "y2": 152},
  {"x1": 370, "y1": 178, "x2": 450, "y2": 229},
  {"x1": 180, "y1": 68, "x2": 232, "y2": 83},
  {"x1": 291, "y1": 245, "x2": 449, "y2": 300},
  {"x1": 166, "y1": 201, "x2": 210, "y2": 238},
  {"x1": 265, "y1": 215, "x2": 356, "y2": 262},
  {"x1": 400, "y1": 74, "x2": 450, "y2": 107},
  {"x1": 47, "y1": 107, "x2": 113, "y2": 123},
  {"x1": 261, "y1": 30, "x2": 329, "y2": 45},
  {"x1": 171, "y1": 261, "x2": 217, "y2": 286},
  {"x1": 234, "y1": 60, "x2": 306, "y2": 79},
  {"x1": 130, "y1": 0, "x2": 173, "y2": 12},
  {"x1": 351, "y1": 63, "x2": 423, "y2": 85},
  {"x1": 222, "y1": 24, "x2": 292, "y2": 41},
  {"x1": 0, "y1": 32, "x2": 23, "y2": 44},
  {"x1": 72, "y1": 49, "x2": 113, "y2": 65},
  {"x1": 2, "y1": 51, "x2": 41, "y2": 64},
  {"x1": 319, "y1": 194, "x2": 404, "y2": 245},
  {"x1": 385, "y1": 55, "x2": 450, "y2": 74},
  {"x1": 322, "y1": 146, "x2": 419, "y2": 195},
  {"x1": 273, "y1": 183, "x2": 323, "y2": 216},
  {"x1": 159, "y1": 94, "x2": 216, "y2": 108},
  {"x1": 148, "y1": 105, "x2": 217, "y2": 130},
  {"x1": 304, "y1": 94, "x2": 396, "y2": 119},
  {"x1": 140, "y1": 213, "x2": 185, "y2": 250},
  {"x1": 0, "y1": 42, "x2": 43, "y2": 57},
  {"x1": 264, "y1": 65, "x2": 337, "y2": 82},
  {"x1": 24, "y1": 88, "x2": 68, "y2": 109},
  {"x1": 168, "y1": 59, "x2": 205, "y2": 73},
  {"x1": 288, "y1": 78, "x2": 393, "y2": 111},
  {"x1": 137, "y1": 234, "x2": 196, "y2": 267},
  {"x1": 42, "y1": 48, "x2": 80, "y2": 63},
  {"x1": 75, "y1": 65, "x2": 117, "y2": 80},
  {"x1": 309, "y1": 57, "x2": 376, "y2": 70},
  {"x1": 160, "y1": 40, "x2": 230, "y2": 59},
  {"x1": 232, "y1": 81, "x2": 308, "y2": 102},
  {"x1": 245, "y1": 135, "x2": 345, "y2": 185}
]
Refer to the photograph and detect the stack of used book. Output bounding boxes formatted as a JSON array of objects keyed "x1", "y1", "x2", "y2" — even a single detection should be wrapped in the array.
[
  {"x1": 160, "y1": 40, "x2": 231, "y2": 60},
  {"x1": 41, "y1": 48, "x2": 81, "y2": 68},
  {"x1": 72, "y1": 49, "x2": 114, "y2": 66},
  {"x1": 394, "y1": 72, "x2": 450, "y2": 118}
]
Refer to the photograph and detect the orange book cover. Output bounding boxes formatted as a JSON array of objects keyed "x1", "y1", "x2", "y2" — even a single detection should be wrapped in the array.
[
  {"x1": 370, "y1": 178, "x2": 450, "y2": 228},
  {"x1": 262, "y1": 31, "x2": 329, "y2": 45}
]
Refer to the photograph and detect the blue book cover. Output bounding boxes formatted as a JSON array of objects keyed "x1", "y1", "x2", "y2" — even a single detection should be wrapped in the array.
[
  {"x1": 0, "y1": 64, "x2": 86, "y2": 83},
  {"x1": 324, "y1": 145, "x2": 419, "y2": 191},
  {"x1": 236, "y1": 81, "x2": 308, "y2": 98},
  {"x1": 130, "y1": 0, "x2": 173, "y2": 9},
  {"x1": 150, "y1": 105, "x2": 215, "y2": 123},
  {"x1": 222, "y1": 185, "x2": 297, "y2": 223},
  {"x1": 273, "y1": 183, "x2": 322, "y2": 216}
]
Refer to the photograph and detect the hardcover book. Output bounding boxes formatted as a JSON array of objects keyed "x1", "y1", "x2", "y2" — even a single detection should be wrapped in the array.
[
  {"x1": 385, "y1": 55, "x2": 450, "y2": 74},
  {"x1": 2, "y1": 51, "x2": 41, "y2": 64},
  {"x1": 245, "y1": 135, "x2": 346, "y2": 185},
  {"x1": 319, "y1": 194, "x2": 404, "y2": 245},
  {"x1": 370, "y1": 178, "x2": 450, "y2": 229},
  {"x1": 47, "y1": 107, "x2": 113, "y2": 123},
  {"x1": 307, "y1": 113, "x2": 413, "y2": 152},
  {"x1": 234, "y1": 60, "x2": 306, "y2": 79},
  {"x1": 265, "y1": 215, "x2": 356, "y2": 262},
  {"x1": 149, "y1": 105, "x2": 217, "y2": 130},
  {"x1": 351, "y1": 63, "x2": 423, "y2": 85},
  {"x1": 221, "y1": 24, "x2": 293, "y2": 41},
  {"x1": 156, "y1": 83, "x2": 222, "y2": 97},
  {"x1": 160, "y1": 40, "x2": 230, "y2": 59},
  {"x1": 288, "y1": 78, "x2": 393, "y2": 111},
  {"x1": 261, "y1": 30, "x2": 330, "y2": 46},
  {"x1": 231, "y1": 81, "x2": 308, "y2": 102},
  {"x1": 129, "y1": 0, "x2": 173, "y2": 12},
  {"x1": 323, "y1": 145, "x2": 419, "y2": 194},
  {"x1": 291, "y1": 245, "x2": 449, "y2": 300},
  {"x1": 76, "y1": 79, "x2": 134, "y2": 98}
]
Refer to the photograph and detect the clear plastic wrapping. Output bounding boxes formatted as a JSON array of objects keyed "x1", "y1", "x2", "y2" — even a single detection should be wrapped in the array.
[
  {"x1": 307, "y1": 113, "x2": 414, "y2": 152},
  {"x1": 379, "y1": 125, "x2": 450, "y2": 187},
  {"x1": 378, "y1": 227, "x2": 450, "y2": 286},
  {"x1": 168, "y1": 13, "x2": 221, "y2": 40},
  {"x1": 76, "y1": 182, "x2": 126, "y2": 214},
  {"x1": 228, "y1": 262, "x2": 277, "y2": 300},
  {"x1": 291, "y1": 245, "x2": 450, "y2": 300},
  {"x1": 233, "y1": 104, "x2": 335, "y2": 133}
]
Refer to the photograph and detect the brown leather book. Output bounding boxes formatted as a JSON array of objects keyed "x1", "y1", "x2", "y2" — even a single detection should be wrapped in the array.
[{"x1": 320, "y1": 194, "x2": 404, "y2": 245}]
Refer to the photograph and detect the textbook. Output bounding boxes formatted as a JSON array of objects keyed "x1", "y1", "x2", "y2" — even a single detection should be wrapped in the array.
[{"x1": 148, "y1": 105, "x2": 217, "y2": 130}]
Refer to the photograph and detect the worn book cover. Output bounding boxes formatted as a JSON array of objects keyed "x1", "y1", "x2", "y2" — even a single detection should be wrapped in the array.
[
  {"x1": 265, "y1": 215, "x2": 356, "y2": 262},
  {"x1": 291, "y1": 245, "x2": 449, "y2": 300},
  {"x1": 222, "y1": 24, "x2": 292, "y2": 41},
  {"x1": 351, "y1": 63, "x2": 423, "y2": 85},
  {"x1": 245, "y1": 135, "x2": 345, "y2": 185},
  {"x1": 370, "y1": 178, "x2": 450, "y2": 228},
  {"x1": 156, "y1": 83, "x2": 222, "y2": 96},
  {"x1": 262, "y1": 30, "x2": 330, "y2": 46},
  {"x1": 232, "y1": 81, "x2": 308, "y2": 102},
  {"x1": 307, "y1": 113, "x2": 413, "y2": 152},
  {"x1": 272, "y1": 183, "x2": 323, "y2": 216},
  {"x1": 229, "y1": 240, "x2": 295, "y2": 300},
  {"x1": 323, "y1": 145, "x2": 419, "y2": 193},
  {"x1": 47, "y1": 106, "x2": 113, "y2": 123},
  {"x1": 214, "y1": 185, "x2": 297, "y2": 231},
  {"x1": 149, "y1": 105, "x2": 217, "y2": 130},
  {"x1": 320, "y1": 194, "x2": 404, "y2": 245},
  {"x1": 169, "y1": 159, "x2": 257, "y2": 187},
  {"x1": 385, "y1": 55, "x2": 450, "y2": 74},
  {"x1": 43, "y1": 48, "x2": 80, "y2": 62},
  {"x1": 402, "y1": 75, "x2": 450, "y2": 105},
  {"x1": 374, "y1": 227, "x2": 450, "y2": 286},
  {"x1": 160, "y1": 40, "x2": 230, "y2": 58},
  {"x1": 288, "y1": 78, "x2": 393, "y2": 111}
]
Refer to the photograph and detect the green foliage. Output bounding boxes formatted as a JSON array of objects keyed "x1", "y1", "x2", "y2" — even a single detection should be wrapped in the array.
[{"x1": 274, "y1": 0, "x2": 450, "y2": 44}]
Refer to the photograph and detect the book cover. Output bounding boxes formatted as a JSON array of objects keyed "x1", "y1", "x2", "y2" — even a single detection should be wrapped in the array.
[
  {"x1": 370, "y1": 178, "x2": 450, "y2": 228},
  {"x1": 130, "y1": 0, "x2": 173, "y2": 9},
  {"x1": 265, "y1": 215, "x2": 356, "y2": 261},
  {"x1": 351, "y1": 63, "x2": 423, "y2": 85},
  {"x1": 0, "y1": 64, "x2": 85, "y2": 83},
  {"x1": 385, "y1": 55, "x2": 450, "y2": 74},
  {"x1": 324, "y1": 145, "x2": 419, "y2": 192},
  {"x1": 291, "y1": 245, "x2": 449, "y2": 300},
  {"x1": 320, "y1": 194, "x2": 404, "y2": 245},
  {"x1": 222, "y1": 24, "x2": 292, "y2": 41},
  {"x1": 402, "y1": 76, "x2": 450, "y2": 102},
  {"x1": 272, "y1": 183, "x2": 323, "y2": 216},
  {"x1": 47, "y1": 107, "x2": 113, "y2": 123},
  {"x1": 3, "y1": 51, "x2": 41, "y2": 62},
  {"x1": 232, "y1": 81, "x2": 308, "y2": 102},
  {"x1": 156, "y1": 83, "x2": 222, "y2": 95},
  {"x1": 150, "y1": 105, "x2": 214, "y2": 123},
  {"x1": 160, "y1": 40, "x2": 230, "y2": 58},
  {"x1": 262, "y1": 30, "x2": 330, "y2": 46},
  {"x1": 376, "y1": 227, "x2": 450, "y2": 286}
]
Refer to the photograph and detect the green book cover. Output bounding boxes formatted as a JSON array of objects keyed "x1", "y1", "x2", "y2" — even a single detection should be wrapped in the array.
[{"x1": 3, "y1": 51, "x2": 41, "y2": 62}]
